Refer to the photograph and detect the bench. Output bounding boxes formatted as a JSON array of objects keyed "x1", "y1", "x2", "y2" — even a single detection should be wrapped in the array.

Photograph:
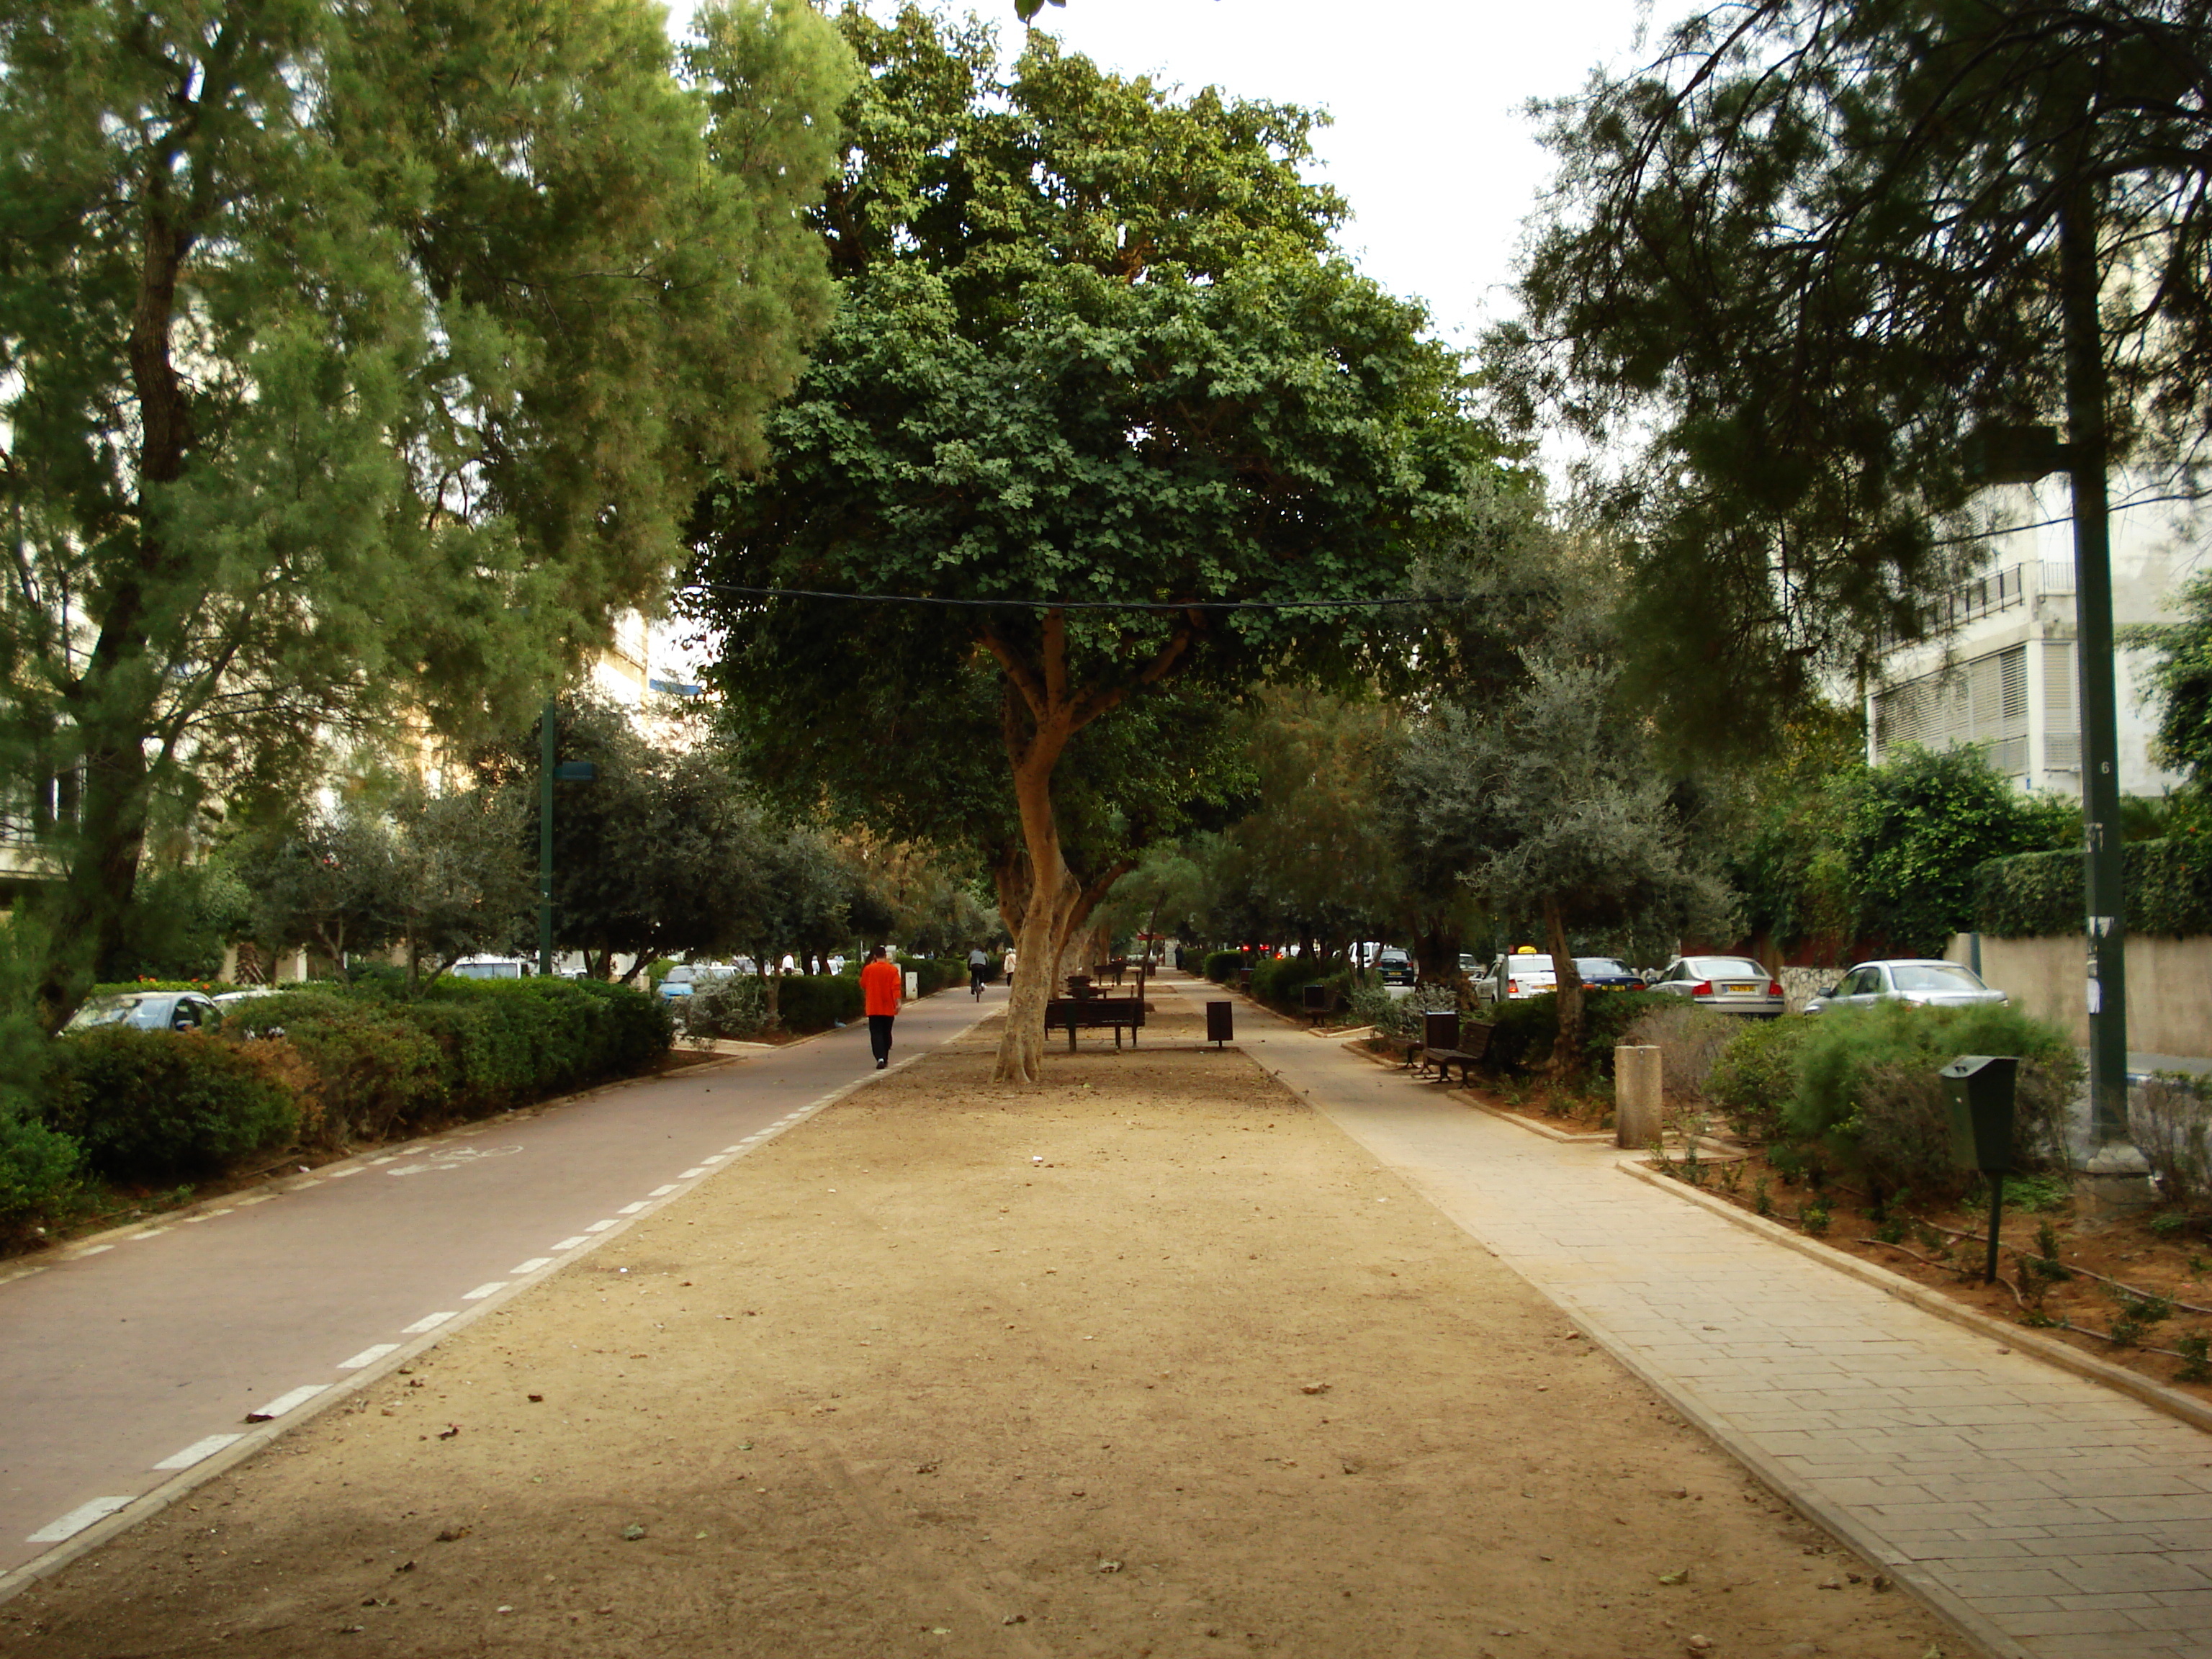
[
  {"x1": 1045, "y1": 995, "x2": 1146, "y2": 1051},
  {"x1": 1414, "y1": 1010, "x2": 1493, "y2": 1084}
]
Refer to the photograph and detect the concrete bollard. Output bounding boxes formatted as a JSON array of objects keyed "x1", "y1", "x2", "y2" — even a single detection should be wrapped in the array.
[{"x1": 1615, "y1": 1045, "x2": 1663, "y2": 1150}]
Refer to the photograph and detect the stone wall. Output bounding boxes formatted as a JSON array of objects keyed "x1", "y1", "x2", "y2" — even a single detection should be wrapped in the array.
[{"x1": 1945, "y1": 932, "x2": 2212, "y2": 1060}]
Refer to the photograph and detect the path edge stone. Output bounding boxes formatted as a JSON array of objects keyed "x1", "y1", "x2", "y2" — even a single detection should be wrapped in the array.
[{"x1": 1619, "y1": 1156, "x2": 2212, "y2": 1438}]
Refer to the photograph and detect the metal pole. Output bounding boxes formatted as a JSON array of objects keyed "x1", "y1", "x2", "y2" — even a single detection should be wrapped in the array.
[
  {"x1": 1984, "y1": 1177, "x2": 2004, "y2": 1286},
  {"x1": 539, "y1": 698, "x2": 556, "y2": 979},
  {"x1": 2059, "y1": 185, "x2": 2128, "y2": 1146}
]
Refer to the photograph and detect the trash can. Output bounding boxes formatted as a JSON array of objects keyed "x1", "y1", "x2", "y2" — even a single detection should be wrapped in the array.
[
  {"x1": 1301, "y1": 983, "x2": 1334, "y2": 1015},
  {"x1": 1206, "y1": 1001, "x2": 1234, "y2": 1047},
  {"x1": 1940, "y1": 1054, "x2": 2020, "y2": 1174}
]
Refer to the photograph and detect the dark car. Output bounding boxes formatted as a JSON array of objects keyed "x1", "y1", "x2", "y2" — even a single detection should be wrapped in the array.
[
  {"x1": 1374, "y1": 948, "x2": 1416, "y2": 987},
  {"x1": 1573, "y1": 957, "x2": 1643, "y2": 992},
  {"x1": 65, "y1": 990, "x2": 224, "y2": 1033}
]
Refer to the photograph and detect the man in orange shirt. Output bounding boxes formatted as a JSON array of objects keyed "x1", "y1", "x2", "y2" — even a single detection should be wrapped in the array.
[{"x1": 859, "y1": 945, "x2": 903, "y2": 1071}]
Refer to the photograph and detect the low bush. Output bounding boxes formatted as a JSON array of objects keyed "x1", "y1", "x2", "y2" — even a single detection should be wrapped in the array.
[
  {"x1": 899, "y1": 956, "x2": 966, "y2": 996},
  {"x1": 775, "y1": 974, "x2": 864, "y2": 1034},
  {"x1": 1250, "y1": 955, "x2": 1346, "y2": 1012},
  {"x1": 1480, "y1": 989, "x2": 1675, "y2": 1079},
  {"x1": 50, "y1": 1028, "x2": 297, "y2": 1181},
  {"x1": 1707, "y1": 1016, "x2": 1814, "y2": 1143},
  {"x1": 684, "y1": 974, "x2": 770, "y2": 1040},
  {"x1": 1616, "y1": 1002, "x2": 1740, "y2": 1100},
  {"x1": 1786, "y1": 1002, "x2": 2078, "y2": 1199},
  {"x1": 1347, "y1": 981, "x2": 1447, "y2": 1039},
  {"x1": 1204, "y1": 950, "x2": 1249, "y2": 984},
  {"x1": 2131, "y1": 1074, "x2": 2212, "y2": 1226},
  {"x1": 0, "y1": 1110, "x2": 84, "y2": 1238}
]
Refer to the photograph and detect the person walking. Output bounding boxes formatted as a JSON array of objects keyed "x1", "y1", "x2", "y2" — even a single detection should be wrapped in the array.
[
  {"x1": 967, "y1": 945, "x2": 990, "y2": 999},
  {"x1": 860, "y1": 945, "x2": 903, "y2": 1071},
  {"x1": 1002, "y1": 946, "x2": 1017, "y2": 992}
]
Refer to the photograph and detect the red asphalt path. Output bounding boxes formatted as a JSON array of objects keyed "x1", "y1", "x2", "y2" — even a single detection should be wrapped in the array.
[{"x1": 0, "y1": 986, "x2": 992, "y2": 1583}]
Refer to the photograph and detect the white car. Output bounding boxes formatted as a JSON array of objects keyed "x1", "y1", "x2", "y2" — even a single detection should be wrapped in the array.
[
  {"x1": 1475, "y1": 952, "x2": 1556, "y2": 1005},
  {"x1": 1806, "y1": 960, "x2": 2008, "y2": 1015}
]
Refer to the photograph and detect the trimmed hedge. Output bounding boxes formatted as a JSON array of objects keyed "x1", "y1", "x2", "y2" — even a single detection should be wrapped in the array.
[
  {"x1": 1976, "y1": 837, "x2": 2212, "y2": 938},
  {"x1": 899, "y1": 956, "x2": 966, "y2": 996},
  {"x1": 1480, "y1": 989, "x2": 1677, "y2": 1079},
  {"x1": 1249, "y1": 954, "x2": 1346, "y2": 1011},
  {"x1": 50, "y1": 1029, "x2": 297, "y2": 1181},
  {"x1": 775, "y1": 974, "x2": 865, "y2": 1034}
]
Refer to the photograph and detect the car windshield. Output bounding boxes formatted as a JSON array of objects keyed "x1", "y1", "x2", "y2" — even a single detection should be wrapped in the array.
[
  {"x1": 1892, "y1": 963, "x2": 1986, "y2": 992},
  {"x1": 1377, "y1": 951, "x2": 1408, "y2": 966},
  {"x1": 1506, "y1": 956, "x2": 1554, "y2": 976},
  {"x1": 1689, "y1": 958, "x2": 1766, "y2": 979},
  {"x1": 1575, "y1": 958, "x2": 1630, "y2": 977},
  {"x1": 66, "y1": 994, "x2": 143, "y2": 1028}
]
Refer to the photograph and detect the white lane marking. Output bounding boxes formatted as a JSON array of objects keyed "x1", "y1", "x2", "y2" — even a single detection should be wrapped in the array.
[
  {"x1": 246, "y1": 1384, "x2": 327, "y2": 1421},
  {"x1": 28, "y1": 1496, "x2": 134, "y2": 1543},
  {"x1": 678, "y1": 1168, "x2": 709, "y2": 1179},
  {"x1": 618, "y1": 1202, "x2": 647, "y2": 1215},
  {"x1": 128, "y1": 1228, "x2": 171, "y2": 1240},
  {"x1": 235, "y1": 1195, "x2": 273, "y2": 1207},
  {"x1": 719, "y1": 1144, "x2": 742, "y2": 1154},
  {"x1": 400, "y1": 1312, "x2": 456, "y2": 1334},
  {"x1": 509, "y1": 1257, "x2": 553, "y2": 1274},
  {"x1": 701, "y1": 1156, "x2": 727, "y2": 1165},
  {"x1": 74, "y1": 1245, "x2": 114, "y2": 1257},
  {"x1": 153, "y1": 1434, "x2": 244, "y2": 1470},
  {"x1": 461, "y1": 1282, "x2": 506, "y2": 1300},
  {"x1": 648, "y1": 1185, "x2": 678, "y2": 1197},
  {"x1": 550, "y1": 1236, "x2": 590, "y2": 1251},
  {"x1": 583, "y1": 1220, "x2": 619, "y2": 1233},
  {"x1": 367, "y1": 1156, "x2": 397, "y2": 1166},
  {"x1": 338, "y1": 1344, "x2": 400, "y2": 1370},
  {"x1": 326, "y1": 1167, "x2": 363, "y2": 1179}
]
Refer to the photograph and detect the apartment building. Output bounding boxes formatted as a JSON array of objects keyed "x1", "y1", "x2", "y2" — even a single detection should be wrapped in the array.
[{"x1": 1866, "y1": 479, "x2": 2203, "y2": 796}]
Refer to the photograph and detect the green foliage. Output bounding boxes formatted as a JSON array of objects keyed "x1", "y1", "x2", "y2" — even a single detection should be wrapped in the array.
[
  {"x1": 2131, "y1": 1074, "x2": 2212, "y2": 1225},
  {"x1": 1496, "y1": 0, "x2": 2212, "y2": 754},
  {"x1": 1479, "y1": 990, "x2": 1675, "y2": 1078},
  {"x1": 5, "y1": 0, "x2": 853, "y2": 1030},
  {"x1": 899, "y1": 956, "x2": 968, "y2": 997},
  {"x1": 1846, "y1": 747, "x2": 2065, "y2": 956},
  {"x1": 2139, "y1": 571, "x2": 2212, "y2": 790},
  {"x1": 685, "y1": 974, "x2": 771, "y2": 1040},
  {"x1": 1709, "y1": 706, "x2": 1868, "y2": 958},
  {"x1": 0, "y1": 1111, "x2": 82, "y2": 1239},
  {"x1": 1707, "y1": 1017, "x2": 1815, "y2": 1144},
  {"x1": 1205, "y1": 951, "x2": 1251, "y2": 984},
  {"x1": 1976, "y1": 837, "x2": 2212, "y2": 939},
  {"x1": 774, "y1": 974, "x2": 866, "y2": 1035},
  {"x1": 50, "y1": 1031, "x2": 296, "y2": 1182},
  {"x1": 1246, "y1": 954, "x2": 1344, "y2": 1012},
  {"x1": 1786, "y1": 1003, "x2": 2078, "y2": 1196},
  {"x1": 101, "y1": 862, "x2": 255, "y2": 984}
]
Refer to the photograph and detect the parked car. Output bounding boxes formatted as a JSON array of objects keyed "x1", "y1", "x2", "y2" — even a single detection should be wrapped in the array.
[
  {"x1": 1573, "y1": 957, "x2": 1643, "y2": 992},
  {"x1": 1374, "y1": 948, "x2": 1416, "y2": 987},
  {"x1": 451, "y1": 956, "x2": 532, "y2": 980},
  {"x1": 65, "y1": 990, "x2": 224, "y2": 1033},
  {"x1": 1804, "y1": 959, "x2": 2009, "y2": 1015},
  {"x1": 1647, "y1": 956, "x2": 1785, "y2": 1017},
  {"x1": 1475, "y1": 950, "x2": 1557, "y2": 1005}
]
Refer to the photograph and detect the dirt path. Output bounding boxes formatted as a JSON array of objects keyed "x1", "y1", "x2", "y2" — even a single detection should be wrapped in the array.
[{"x1": 3, "y1": 1000, "x2": 1959, "y2": 1658}]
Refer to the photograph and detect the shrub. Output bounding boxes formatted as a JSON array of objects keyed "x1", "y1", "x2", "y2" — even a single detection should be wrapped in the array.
[
  {"x1": 224, "y1": 991, "x2": 446, "y2": 1145},
  {"x1": 1977, "y1": 837, "x2": 2212, "y2": 938},
  {"x1": 50, "y1": 1028, "x2": 297, "y2": 1181},
  {"x1": 1707, "y1": 1016, "x2": 1815, "y2": 1143},
  {"x1": 1249, "y1": 954, "x2": 1344, "y2": 1012},
  {"x1": 899, "y1": 956, "x2": 966, "y2": 996},
  {"x1": 1786, "y1": 1002, "x2": 2078, "y2": 1197},
  {"x1": 1205, "y1": 950, "x2": 1249, "y2": 984},
  {"x1": 685, "y1": 974, "x2": 770, "y2": 1040},
  {"x1": 775, "y1": 974, "x2": 864, "y2": 1033},
  {"x1": 1616, "y1": 1002, "x2": 1740, "y2": 1100},
  {"x1": 0, "y1": 1111, "x2": 84, "y2": 1238},
  {"x1": 2132, "y1": 1074, "x2": 2212, "y2": 1224},
  {"x1": 1480, "y1": 990, "x2": 1674, "y2": 1079}
]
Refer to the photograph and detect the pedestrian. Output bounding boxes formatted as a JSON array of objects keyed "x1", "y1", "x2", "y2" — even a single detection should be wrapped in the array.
[
  {"x1": 1002, "y1": 945, "x2": 1017, "y2": 992},
  {"x1": 967, "y1": 944, "x2": 990, "y2": 999},
  {"x1": 859, "y1": 945, "x2": 902, "y2": 1071}
]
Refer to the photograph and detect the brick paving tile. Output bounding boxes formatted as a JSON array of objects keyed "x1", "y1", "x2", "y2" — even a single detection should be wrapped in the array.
[{"x1": 1241, "y1": 1017, "x2": 2212, "y2": 1659}]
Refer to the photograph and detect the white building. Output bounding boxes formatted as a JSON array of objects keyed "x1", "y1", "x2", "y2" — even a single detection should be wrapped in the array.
[{"x1": 1867, "y1": 479, "x2": 2204, "y2": 797}]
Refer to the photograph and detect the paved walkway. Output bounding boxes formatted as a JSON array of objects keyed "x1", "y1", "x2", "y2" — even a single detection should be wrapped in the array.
[{"x1": 1189, "y1": 981, "x2": 2212, "y2": 1659}]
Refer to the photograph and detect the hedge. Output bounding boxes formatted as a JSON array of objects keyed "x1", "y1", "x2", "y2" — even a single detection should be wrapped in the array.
[
  {"x1": 775, "y1": 974, "x2": 865, "y2": 1033},
  {"x1": 1205, "y1": 950, "x2": 1249, "y2": 983},
  {"x1": 899, "y1": 956, "x2": 966, "y2": 996},
  {"x1": 1480, "y1": 989, "x2": 1676, "y2": 1079},
  {"x1": 1976, "y1": 836, "x2": 2212, "y2": 938},
  {"x1": 48, "y1": 1029, "x2": 297, "y2": 1181}
]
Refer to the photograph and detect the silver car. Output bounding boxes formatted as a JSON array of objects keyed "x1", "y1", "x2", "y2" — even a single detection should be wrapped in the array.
[
  {"x1": 1647, "y1": 955, "x2": 1784, "y2": 1017},
  {"x1": 65, "y1": 990, "x2": 225, "y2": 1033},
  {"x1": 1806, "y1": 959, "x2": 2008, "y2": 1015}
]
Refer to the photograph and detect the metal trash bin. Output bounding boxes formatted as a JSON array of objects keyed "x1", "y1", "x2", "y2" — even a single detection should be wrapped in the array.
[
  {"x1": 1939, "y1": 1053, "x2": 2020, "y2": 1282},
  {"x1": 1206, "y1": 1001, "x2": 1234, "y2": 1047}
]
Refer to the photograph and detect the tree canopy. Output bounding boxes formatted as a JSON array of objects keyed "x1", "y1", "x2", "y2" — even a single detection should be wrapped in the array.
[
  {"x1": 1494, "y1": 0, "x2": 2212, "y2": 747},
  {"x1": 688, "y1": 8, "x2": 1504, "y2": 1078},
  {"x1": 1, "y1": 0, "x2": 854, "y2": 1030}
]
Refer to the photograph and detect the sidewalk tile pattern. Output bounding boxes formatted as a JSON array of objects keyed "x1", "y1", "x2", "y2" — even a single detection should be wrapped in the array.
[{"x1": 1239, "y1": 1017, "x2": 2212, "y2": 1659}]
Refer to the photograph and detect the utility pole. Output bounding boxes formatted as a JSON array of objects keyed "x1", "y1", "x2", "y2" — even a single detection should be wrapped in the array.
[{"x1": 539, "y1": 698, "x2": 556, "y2": 978}]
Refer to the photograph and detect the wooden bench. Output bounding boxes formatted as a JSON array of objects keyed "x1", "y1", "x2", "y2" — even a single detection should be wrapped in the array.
[
  {"x1": 1414, "y1": 1010, "x2": 1493, "y2": 1084},
  {"x1": 1046, "y1": 996, "x2": 1146, "y2": 1051}
]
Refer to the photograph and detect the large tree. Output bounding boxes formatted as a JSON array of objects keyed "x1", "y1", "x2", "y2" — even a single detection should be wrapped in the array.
[
  {"x1": 1495, "y1": 0, "x2": 2212, "y2": 745},
  {"x1": 690, "y1": 9, "x2": 1499, "y2": 1079},
  {"x1": 1, "y1": 0, "x2": 853, "y2": 1032}
]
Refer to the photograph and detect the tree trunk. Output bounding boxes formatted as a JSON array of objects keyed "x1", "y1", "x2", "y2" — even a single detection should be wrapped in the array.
[
  {"x1": 997, "y1": 745, "x2": 1077, "y2": 1084},
  {"x1": 1543, "y1": 896, "x2": 1587, "y2": 1081}
]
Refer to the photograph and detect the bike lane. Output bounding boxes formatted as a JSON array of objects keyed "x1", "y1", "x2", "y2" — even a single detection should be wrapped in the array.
[{"x1": 0, "y1": 987, "x2": 992, "y2": 1581}]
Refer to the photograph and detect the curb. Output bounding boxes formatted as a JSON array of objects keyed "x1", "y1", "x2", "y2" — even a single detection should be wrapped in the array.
[
  {"x1": 1334, "y1": 1035, "x2": 1613, "y2": 1143},
  {"x1": 1617, "y1": 1156, "x2": 2212, "y2": 1438},
  {"x1": 0, "y1": 999, "x2": 998, "y2": 1608}
]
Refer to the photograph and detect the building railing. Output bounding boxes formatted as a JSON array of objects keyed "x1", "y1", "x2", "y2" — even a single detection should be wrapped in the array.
[{"x1": 1923, "y1": 559, "x2": 2076, "y2": 634}]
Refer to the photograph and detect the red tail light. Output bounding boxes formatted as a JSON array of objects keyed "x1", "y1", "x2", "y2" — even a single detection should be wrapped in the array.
[
  {"x1": 1767, "y1": 980, "x2": 1784, "y2": 998},
  {"x1": 1690, "y1": 980, "x2": 1712, "y2": 996}
]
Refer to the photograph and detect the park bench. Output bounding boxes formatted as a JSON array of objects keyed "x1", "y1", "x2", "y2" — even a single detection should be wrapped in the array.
[
  {"x1": 1413, "y1": 1010, "x2": 1492, "y2": 1084},
  {"x1": 1045, "y1": 995, "x2": 1146, "y2": 1051}
]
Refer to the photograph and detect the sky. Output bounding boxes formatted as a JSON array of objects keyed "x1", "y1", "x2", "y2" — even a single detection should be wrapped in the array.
[{"x1": 1036, "y1": 0, "x2": 1659, "y2": 351}]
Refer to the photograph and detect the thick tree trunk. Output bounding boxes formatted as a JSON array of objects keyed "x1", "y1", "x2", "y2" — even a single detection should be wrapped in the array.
[
  {"x1": 996, "y1": 741, "x2": 1076, "y2": 1083},
  {"x1": 1543, "y1": 895, "x2": 1587, "y2": 1081}
]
